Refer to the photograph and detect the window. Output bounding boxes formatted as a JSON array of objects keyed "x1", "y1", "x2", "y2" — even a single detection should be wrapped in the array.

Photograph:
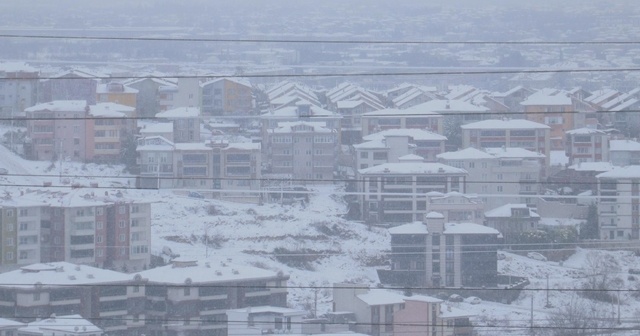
[
  {"x1": 119, "y1": 234, "x2": 126, "y2": 242},
  {"x1": 34, "y1": 292, "x2": 40, "y2": 301},
  {"x1": 19, "y1": 223, "x2": 28, "y2": 231},
  {"x1": 119, "y1": 206, "x2": 125, "y2": 214},
  {"x1": 97, "y1": 235, "x2": 103, "y2": 243},
  {"x1": 360, "y1": 152, "x2": 369, "y2": 158},
  {"x1": 184, "y1": 287, "x2": 191, "y2": 296},
  {"x1": 119, "y1": 220, "x2": 125, "y2": 228},
  {"x1": 497, "y1": 186, "x2": 503, "y2": 192},
  {"x1": 97, "y1": 221, "x2": 103, "y2": 229}
]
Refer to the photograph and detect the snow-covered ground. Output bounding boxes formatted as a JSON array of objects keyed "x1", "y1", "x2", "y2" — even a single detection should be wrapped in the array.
[{"x1": 1, "y1": 135, "x2": 640, "y2": 334}]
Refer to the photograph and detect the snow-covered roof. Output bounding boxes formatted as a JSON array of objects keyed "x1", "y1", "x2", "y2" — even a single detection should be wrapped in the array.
[
  {"x1": 227, "y1": 306, "x2": 306, "y2": 316},
  {"x1": 437, "y1": 147, "x2": 495, "y2": 160},
  {"x1": 224, "y1": 142, "x2": 261, "y2": 151},
  {"x1": 89, "y1": 102, "x2": 135, "y2": 117},
  {"x1": 200, "y1": 77, "x2": 251, "y2": 88},
  {"x1": 156, "y1": 107, "x2": 201, "y2": 118},
  {"x1": 426, "y1": 211, "x2": 445, "y2": 219},
  {"x1": 353, "y1": 139, "x2": 388, "y2": 150},
  {"x1": 597, "y1": 166, "x2": 640, "y2": 179},
  {"x1": 358, "y1": 162, "x2": 466, "y2": 175},
  {"x1": 0, "y1": 62, "x2": 38, "y2": 73},
  {"x1": 19, "y1": 315, "x2": 101, "y2": 334},
  {"x1": 137, "y1": 259, "x2": 284, "y2": 284},
  {"x1": 412, "y1": 99, "x2": 488, "y2": 113},
  {"x1": 140, "y1": 122, "x2": 173, "y2": 134},
  {"x1": 363, "y1": 129, "x2": 447, "y2": 142},
  {"x1": 485, "y1": 204, "x2": 539, "y2": 218},
  {"x1": 96, "y1": 83, "x2": 138, "y2": 94},
  {"x1": 568, "y1": 162, "x2": 615, "y2": 172},
  {"x1": 357, "y1": 290, "x2": 407, "y2": 306},
  {"x1": 461, "y1": 119, "x2": 550, "y2": 130},
  {"x1": 388, "y1": 222, "x2": 428, "y2": 235},
  {"x1": 484, "y1": 147, "x2": 546, "y2": 159},
  {"x1": 610, "y1": 139, "x2": 640, "y2": 151},
  {"x1": 0, "y1": 262, "x2": 134, "y2": 289},
  {"x1": 404, "y1": 295, "x2": 443, "y2": 303},
  {"x1": 0, "y1": 318, "x2": 24, "y2": 329},
  {"x1": 566, "y1": 127, "x2": 606, "y2": 135},
  {"x1": 270, "y1": 121, "x2": 333, "y2": 134},
  {"x1": 444, "y1": 222, "x2": 501, "y2": 235},
  {"x1": 262, "y1": 104, "x2": 338, "y2": 118},
  {"x1": 25, "y1": 100, "x2": 87, "y2": 112},
  {"x1": 362, "y1": 108, "x2": 441, "y2": 117},
  {"x1": 175, "y1": 143, "x2": 210, "y2": 151},
  {"x1": 398, "y1": 154, "x2": 425, "y2": 162},
  {"x1": 520, "y1": 88, "x2": 572, "y2": 106}
]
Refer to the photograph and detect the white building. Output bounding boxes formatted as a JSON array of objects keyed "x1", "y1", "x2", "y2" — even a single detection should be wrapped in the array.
[
  {"x1": 18, "y1": 315, "x2": 102, "y2": 336},
  {"x1": 610, "y1": 139, "x2": 640, "y2": 166},
  {"x1": 596, "y1": 166, "x2": 640, "y2": 240},
  {"x1": 437, "y1": 147, "x2": 544, "y2": 210},
  {"x1": 357, "y1": 162, "x2": 467, "y2": 224},
  {"x1": 226, "y1": 306, "x2": 306, "y2": 336},
  {"x1": 461, "y1": 119, "x2": 550, "y2": 175},
  {"x1": 425, "y1": 192, "x2": 484, "y2": 224},
  {"x1": 354, "y1": 129, "x2": 447, "y2": 170}
]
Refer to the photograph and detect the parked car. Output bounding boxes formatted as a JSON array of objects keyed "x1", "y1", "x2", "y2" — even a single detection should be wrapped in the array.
[
  {"x1": 188, "y1": 191, "x2": 204, "y2": 199},
  {"x1": 629, "y1": 268, "x2": 640, "y2": 275},
  {"x1": 448, "y1": 294, "x2": 463, "y2": 302},
  {"x1": 0, "y1": 168, "x2": 7, "y2": 175},
  {"x1": 465, "y1": 296, "x2": 482, "y2": 305},
  {"x1": 527, "y1": 252, "x2": 547, "y2": 261}
]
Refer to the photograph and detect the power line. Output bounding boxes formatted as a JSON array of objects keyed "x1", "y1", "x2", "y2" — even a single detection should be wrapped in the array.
[
  {"x1": 3, "y1": 67, "x2": 640, "y2": 80},
  {"x1": 3, "y1": 34, "x2": 640, "y2": 45},
  {"x1": 11, "y1": 108, "x2": 640, "y2": 121}
]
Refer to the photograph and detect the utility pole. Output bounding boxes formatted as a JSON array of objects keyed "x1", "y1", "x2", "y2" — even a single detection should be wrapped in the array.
[
  {"x1": 545, "y1": 273, "x2": 551, "y2": 308},
  {"x1": 617, "y1": 290, "x2": 621, "y2": 324},
  {"x1": 530, "y1": 296, "x2": 534, "y2": 335}
]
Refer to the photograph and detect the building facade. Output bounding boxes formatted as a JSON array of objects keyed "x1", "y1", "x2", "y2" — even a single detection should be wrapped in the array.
[
  {"x1": 596, "y1": 166, "x2": 640, "y2": 240},
  {"x1": 378, "y1": 212, "x2": 501, "y2": 289},
  {"x1": 358, "y1": 163, "x2": 467, "y2": 224}
]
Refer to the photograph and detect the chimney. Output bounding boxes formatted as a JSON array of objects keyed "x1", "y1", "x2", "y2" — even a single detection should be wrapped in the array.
[{"x1": 424, "y1": 212, "x2": 445, "y2": 234}]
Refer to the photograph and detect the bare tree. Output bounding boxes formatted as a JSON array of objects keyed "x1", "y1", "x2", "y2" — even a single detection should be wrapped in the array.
[
  {"x1": 546, "y1": 294, "x2": 616, "y2": 336},
  {"x1": 581, "y1": 251, "x2": 622, "y2": 302}
]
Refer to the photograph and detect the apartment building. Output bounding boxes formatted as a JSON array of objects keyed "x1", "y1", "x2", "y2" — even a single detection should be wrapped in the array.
[
  {"x1": 460, "y1": 118, "x2": 550, "y2": 175},
  {"x1": 265, "y1": 121, "x2": 338, "y2": 183},
  {"x1": 378, "y1": 211, "x2": 501, "y2": 289},
  {"x1": 565, "y1": 128, "x2": 609, "y2": 165},
  {"x1": 596, "y1": 166, "x2": 640, "y2": 240},
  {"x1": 0, "y1": 62, "x2": 39, "y2": 121},
  {"x1": 138, "y1": 258, "x2": 289, "y2": 336},
  {"x1": 125, "y1": 77, "x2": 178, "y2": 118},
  {"x1": 425, "y1": 192, "x2": 484, "y2": 224},
  {"x1": 25, "y1": 101, "x2": 136, "y2": 162},
  {"x1": 156, "y1": 107, "x2": 201, "y2": 143},
  {"x1": 484, "y1": 204, "x2": 540, "y2": 243},
  {"x1": 261, "y1": 102, "x2": 342, "y2": 145},
  {"x1": 333, "y1": 284, "x2": 475, "y2": 336},
  {"x1": 521, "y1": 88, "x2": 575, "y2": 150},
  {"x1": 226, "y1": 306, "x2": 306, "y2": 336},
  {"x1": 201, "y1": 78, "x2": 254, "y2": 116},
  {"x1": 610, "y1": 139, "x2": 640, "y2": 166},
  {"x1": 0, "y1": 262, "x2": 147, "y2": 336},
  {"x1": 96, "y1": 82, "x2": 137, "y2": 109},
  {"x1": 358, "y1": 162, "x2": 467, "y2": 224},
  {"x1": 354, "y1": 129, "x2": 447, "y2": 170},
  {"x1": 437, "y1": 147, "x2": 544, "y2": 210},
  {"x1": 361, "y1": 107, "x2": 442, "y2": 138},
  {"x1": 0, "y1": 189, "x2": 152, "y2": 272},
  {"x1": 39, "y1": 69, "x2": 99, "y2": 105},
  {"x1": 137, "y1": 137, "x2": 262, "y2": 202},
  {"x1": 0, "y1": 196, "x2": 46, "y2": 269}
]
